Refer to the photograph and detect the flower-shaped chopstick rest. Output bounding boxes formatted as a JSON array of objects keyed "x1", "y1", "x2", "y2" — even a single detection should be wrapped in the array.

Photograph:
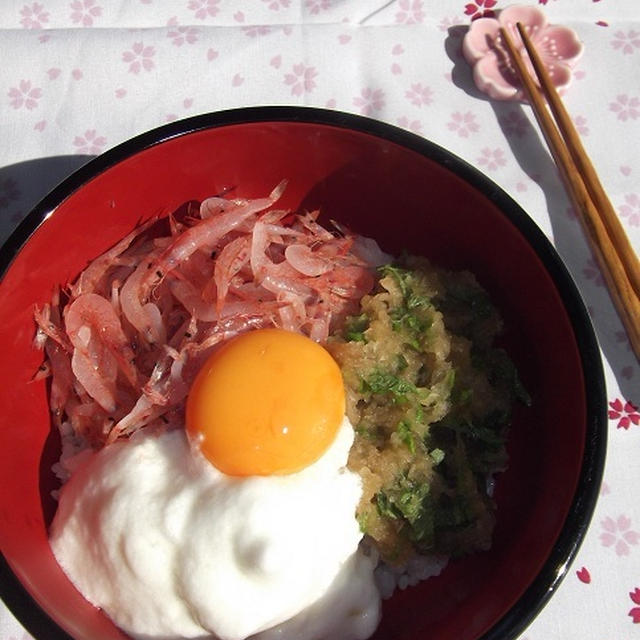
[{"x1": 462, "y1": 4, "x2": 583, "y2": 101}]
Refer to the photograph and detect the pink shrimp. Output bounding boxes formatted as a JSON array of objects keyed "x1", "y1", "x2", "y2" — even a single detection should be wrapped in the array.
[
  {"x1": 168, "y1": 278, "x2": 217, "y2": 322},
  {"x1": 70, "y1": 347, "x2": 118, "y2": 414},
  {"x1": 65, "y1": 293, "x2": 139, "y2": 390},
  {"x1": 307, "y1": 310, "x2": 331, "y2": 343},
  {"x1": 249, "y1": 216, "x2": 274, "y2": 281},
  {"x1": 304, "y1": 265, "x2": 374, "y2": 301},
  {"x1": 297, "y1": 210, "x2": 336, "y2": 242},
  {"x1": 146, "y1": 180, "x2": 287, "y2": 290},
  {"x1": 213, "y1": 235, "x2": 251, "y2": 315},
  {"x1": 187, "y1": 313, "x2": 272, "y2": 356},
  {"x1": 34, "y1": 303, "x2": 73, "y2": 354},
  {"x1": 199, "y1": 194, "x2": 246, "y2": 219},
  {"x1": 142, "y1": 349, "x2": 188, "y2": 408},
  {"x1": 70, "y1": 218, "x2": 157, "y2": 299},
  {"x1": 34, "y1": 181, "x2": 389, "y2": 453},
  {"x1": 284, "y1": 244, "x2": 333, "y2": 277},
  {"x1": 175, "y1": 249, "x2": 215, "y2": 290},
  {"x1": 250, "y1": 220, "x2": 311, "y2": 285},
  {"x1": 120, "y1": 253, "x2": 167, "y2": 345},
  {"x1": 261, "y1": 273, "x2": 315, "y2": 301},
  {"x1": 44, "y1": 337, "x2": 74, "y2": 421},
  {"x1": 65, "y1": 396, "x2": 111, "y2": 446},
  {"x1": 108, "y1": 394, "x2": 158, "y2": 442}
]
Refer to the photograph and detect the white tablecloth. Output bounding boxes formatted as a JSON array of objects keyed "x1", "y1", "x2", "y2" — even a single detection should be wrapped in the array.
[{"x1": 1, "y1": 1, "x2": 639, "y2": 638}]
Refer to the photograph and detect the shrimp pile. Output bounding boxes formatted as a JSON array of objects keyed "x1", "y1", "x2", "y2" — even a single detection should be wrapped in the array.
[{"x1": 34, "y1": 181, "x2": 388, "y2": 460}]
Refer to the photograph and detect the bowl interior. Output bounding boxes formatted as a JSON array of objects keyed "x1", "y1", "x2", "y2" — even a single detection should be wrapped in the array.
[{"x1": 0, "y1": 114, "x2": 597, "y2": 640}]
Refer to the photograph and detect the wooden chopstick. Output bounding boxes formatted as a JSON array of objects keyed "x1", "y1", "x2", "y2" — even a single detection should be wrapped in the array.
[
  {"x1": 515, "y1": 22, "x2": 640, "y2": 300},
  {"x1": 499, "y1": 23, "x2": 640, "y2": 362}
]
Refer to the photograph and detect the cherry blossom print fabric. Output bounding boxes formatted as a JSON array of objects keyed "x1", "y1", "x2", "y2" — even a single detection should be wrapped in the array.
[{"x1": 0, "y1": 1, "x2": 639, "y2": 639}]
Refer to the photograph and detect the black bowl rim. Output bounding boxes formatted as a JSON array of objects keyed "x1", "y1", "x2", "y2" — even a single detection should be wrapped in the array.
[{"x1": 0, "y1": 106, "x2": 607, "y2": 640}]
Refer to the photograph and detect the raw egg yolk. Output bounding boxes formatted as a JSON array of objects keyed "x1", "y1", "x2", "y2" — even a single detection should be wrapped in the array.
[{"x1": 185, "y1": 328, "x2": 345, "y2": 477}]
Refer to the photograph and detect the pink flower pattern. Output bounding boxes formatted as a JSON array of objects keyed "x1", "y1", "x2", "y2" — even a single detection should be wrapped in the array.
[
  {"x1": 498, "y1": 110, "x2": 528, "y2": 137},
  {"x1": 187, "y1": 0, "x2": 220, "y2": 20},
  {"x1": 615, "y1": 330, "x2": 633, "y2": 352},
  {"x1": 448, "y1": 111, "x2": 480, "y2": 137},
  {"x1": 582, "y1": 257, "x2": 604, "y2": 286},
  {"x1": 576, "y1": 566, "x2": 591, "y2": 583},
  {"x1": 284, "y1": 64, "x2": 318, "y2": 96},
  {"x1": 167, "y1": 20, "x2": 199, "y2": 46},
  {"x1": 629, "y1": 587, "x2": 640, "y2": 624},
  {"x1": 397, "y1": 116, "x2": 423, "y2": 133},
  {"x1": 609, "y1": 95, "x2": 640, "y2": 121},
  {"x1": 600, "y1": 515, "x2": 640, "y2": 556},
  {"x1": 262, "y1": 0, "x2": 291, "y2": 10},
  {"x1": 464, "y1": 0, "x2": 497, "y2": 21},
  {"x1": 609, "y1": 398, "x2": 640, "y2": 429},
  {"x1": 20, "y1": 2, "x2": 49, "y2": 28},
  {"x1": 439, "y1": 16, "x2": 465, "y2": 32},
  {"x1": 574, "y1": 115, "x2": 589, "y2": 136},
  {"x1": 305, "y1": 0, "x2": 331, "y2": 14},
  {"x1": 8, "y1": 80, "x2": 42, "y2": 110},
  {"x1": 122, "y1": 42, "x2": 156, "y2": 74},
  {"x1": 395, "y1": 0, "x2": 426, "y2": 24},
  {"x1": 405, "y1": 83, "x2": 433, "y2": 107},
  {"x1": 73, "y1": 130, "x2": 107, "y2": 154},
  {"x1": 353, "y1": 88, "x2": 385, "y2": 115},
  {"x1": 477, "y1": 147, "x2": 506, "y2": 171},
  {"x1": 611, "y1": 30, "x2": 640, "y2": 55},
  {"x1": 70, "y1": 0, "x2": 103, "y2": 27},
  {"x1": 619, "y1": 193, "x2": 640, "y2": 226},
  {"x1": 243, "y1": 25, "x2": 272, "y2": 38}
]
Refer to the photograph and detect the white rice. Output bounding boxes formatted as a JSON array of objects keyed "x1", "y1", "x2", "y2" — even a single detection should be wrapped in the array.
[
  {"x1": 360, "y1": 540, "x2": 449, "y2": 600},
  {"x1": 51, "y1": 421, "x2": 92, "y2": 492}
]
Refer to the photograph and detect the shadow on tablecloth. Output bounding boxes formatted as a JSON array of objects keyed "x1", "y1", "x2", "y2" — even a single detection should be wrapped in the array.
[
  {"x1": 0, "y1": 155, "x2": 94, "y2": 248},
  {"x1": 445, "y1": 26, "x2": 635, "y2": 401}
]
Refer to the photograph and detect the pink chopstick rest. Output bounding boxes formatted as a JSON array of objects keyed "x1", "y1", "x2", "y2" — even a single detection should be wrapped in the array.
[{"x1": 462, "y1": 4, "x2": 583, "y2": 101}]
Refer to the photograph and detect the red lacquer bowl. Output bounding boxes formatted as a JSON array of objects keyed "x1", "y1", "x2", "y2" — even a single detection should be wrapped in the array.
[{"x1": 0, "y1": 107, "x2": 606, "y2": 640}]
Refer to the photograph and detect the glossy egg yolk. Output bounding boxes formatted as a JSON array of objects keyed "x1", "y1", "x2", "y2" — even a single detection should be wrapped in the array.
[{"x1": 185, "y1": 328, "x2": 345, "y2": 477}]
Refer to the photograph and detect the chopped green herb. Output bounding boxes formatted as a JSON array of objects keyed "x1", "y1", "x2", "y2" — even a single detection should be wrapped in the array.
[
  {"x1": 360, "y1": 370, "x2": 416, "y2": 404},
  {"x1": 378, "y1": 473, "x2": 434, "y2": 547},
  {"x1": 380, "y1": 264, "x2": 435, "y2": 349},
  {"x1": 396, "y1": 419, "x2": 416, "y2": 454},
  {"x1": 379, "y1": 264, "x2": 412, "y2": 298},
  {"x1": 389, "y1": 306, "x2": 432, "y2": 339},
  {"x1": 357, "y1": 511, "x2": 369, "y2": 534},
  {"x1": 376, "y1": 491, "x2": 400, "y2": 520},
  {"x1": 343, "y1": 313, "x2": 369, "y2": 343},
  {"x1": 328, "y1": 258, "x2": 529, "y2": 561},
  {"x1": 407, "y1": 291, "x2": 430, "y2": 310}
]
